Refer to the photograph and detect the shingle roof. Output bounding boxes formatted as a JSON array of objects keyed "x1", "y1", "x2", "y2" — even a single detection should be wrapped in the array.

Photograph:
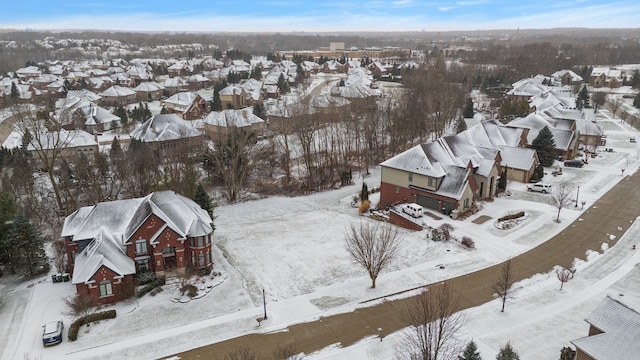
[
  {"x1": 571, "y1": 296, "x2": 640, "y2": 360},
  {"x1": 130, "y1": 113, "x2": 202, "y2": 142}
]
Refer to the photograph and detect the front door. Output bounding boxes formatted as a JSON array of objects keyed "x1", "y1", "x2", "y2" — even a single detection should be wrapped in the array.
[{"x1": 162, "y1": 246, "x2": 176, "y2": 269}]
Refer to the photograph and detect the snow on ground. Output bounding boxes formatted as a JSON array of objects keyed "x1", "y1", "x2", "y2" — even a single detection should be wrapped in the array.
[{"x1": 2, "y1": 110, "x2": 640, "y2": 360}]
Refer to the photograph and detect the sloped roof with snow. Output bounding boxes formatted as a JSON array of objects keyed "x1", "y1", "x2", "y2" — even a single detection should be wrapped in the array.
[
  {"x1": 164, "y1": 91, "x2": 199, "y2": 109},
  {"x1": 498, "y1": 145, "x2": 537, "y2": 171},
  {"x1": 508, "y1": 112, "x2": 575, "y2": 150},
  {"x1": 309, "y1": 95, "x2": 351, "y2": 108},
  {"x1": 130, "y1": 113, "x2": 202, "y2": 142},
  {"x1": 133, "y1": 81, "x2": 165, "y2": 92},
  {"x1": 2, "y1": 129, "x2": 97, "y2": 151},
  {"x1": 204, "y1": 108, "x2": 264, "y2": 128},
  {"x1": 380, "y1": 144, "x2": 446, "y2": 178},
  {"x1": 551, "y1": 69, "x2": 583, "y2": 82},
  {"x1": 571, "y1": 296, "x2": 640, "y2": 360},
  {"x1": 71, "y1": 228, "x2": 136, "y2": 284},
  {"x1": 99, "y1": 85, "x2": 136, "y2": 97}
]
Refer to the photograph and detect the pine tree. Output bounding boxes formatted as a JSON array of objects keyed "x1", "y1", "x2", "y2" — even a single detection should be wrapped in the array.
[
  {"x1": 577, "y1": 85, "x2": 590, "y2": 109},
  {"x1": 277, "y1": 73, "x2": 289, "y2": 94},
  {"x1": 360, "y1": 182, "x2": 369, "y2": 201},
  {"x1": 193, "y1": 184, "x2": 216, "y2": 221},
  {"x1": 0, "y1": 193, "x2": 17, "y2": 272},
  {"x1": 559, "y1": 347, "x2": 575, "y2": 360},
  {"x1": 114, "y1": 105, "x2": 128, "y2": 125},
  {"x1": 496, "y1": 342, "x2": 520, "y2": 360},
  {"x1": 211, "y1": 88, "x2": 222, "y2": 111},
  {"x1": 10, "y1": 82, "x2": 18, "y2": 99},
  {"x1": 459, "y1": 340, "x2": 482, "y2": 360},
  {"x1": 498, "y1": 166, "x2": 508, "y2": 191},
  {"x1": 532, "y1": 126, "x2": 557, "y2": 167},
  {"x1": 110, "y1": 137, "x2": 123, "y2": 160},
  {"x1": 10, "y1": 212, "x2": 46, "y2": 276},
  {"x1": 252, "y1": 103, "x2": 265, "y2": 119},
  {"x1": 456, "y1": 117, "x2": 468, "y2": 134},
  {"x1": 463, "y1": 97, "x2": 474, "y2": 118}
]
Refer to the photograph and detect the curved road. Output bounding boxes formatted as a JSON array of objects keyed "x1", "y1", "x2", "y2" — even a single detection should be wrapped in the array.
[{"x1": 174, "y1": 170, "x2": 640, "y2": 359}]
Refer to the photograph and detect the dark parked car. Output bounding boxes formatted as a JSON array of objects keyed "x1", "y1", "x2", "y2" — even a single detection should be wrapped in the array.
[
  {"x1": 564, "y1": 159, "x2": 584, "y2": 168},
  {"x1": 42, "y1": 320, "x2": 64, "y2": 346}
]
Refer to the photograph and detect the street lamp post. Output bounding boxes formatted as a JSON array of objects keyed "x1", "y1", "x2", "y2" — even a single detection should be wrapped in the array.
[
  {"x1": 575, "y1": 186, "x2": 580, "y2": 207},
  {"x1": 263, "y1": 289, "x2": 267, "y2": 320}
]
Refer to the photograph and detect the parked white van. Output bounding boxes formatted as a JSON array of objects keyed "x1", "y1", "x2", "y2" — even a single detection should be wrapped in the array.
[
  {"x1": 527, "y1": 183, "x2": 552, "y2": 193},
  {"x1": 402, "y1": 203, "x2": 423, "y2": 218}
]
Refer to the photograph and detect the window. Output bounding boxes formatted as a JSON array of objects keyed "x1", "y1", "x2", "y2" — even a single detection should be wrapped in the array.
[
  {"x1": 206, "y1": 251, "x2": 210, "y2": 265},
  {"x1": 428, "y1": 178, "x2": 435, "y2": 188},
  {"x1": 135, "y1": 239, "x2": 147, "y2": 254},
  {"x1": 136, "y1": 258, "x2": 149, "y2": 271},
  {"x1": 395, "y1": 186, "x2": 400, "y2": 194},
  {"x1": 190, "y1": 238, "x2": 195, "y2": 247},
  {"x1": 191, "y1": 252, "x2": 196, "y2": 266},
  {"x1": 198, "y1": 253, "x2": 205, "y2": 267},
  {"x1": 408, "y1": 173, "x2": 413, "y2": 182},
  {"x1": 197, "y1": 236, "x2": 204, "y2": 247},
  {"x1": 464, "y1": 198, "x2": 470, "y2": 209},
  {"x1": 99, "y1": 281, "x2": 112, "y2": 297}
]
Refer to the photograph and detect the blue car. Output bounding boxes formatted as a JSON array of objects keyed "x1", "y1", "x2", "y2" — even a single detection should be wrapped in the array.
[{"x1": 42, "y1": 320, "x2": 64, "y2": 346}]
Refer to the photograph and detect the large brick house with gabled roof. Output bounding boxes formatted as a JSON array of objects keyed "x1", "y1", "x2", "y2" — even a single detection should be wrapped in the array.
[{"x1": 63, "y1": 191, "x2": 214, "y2": 304}]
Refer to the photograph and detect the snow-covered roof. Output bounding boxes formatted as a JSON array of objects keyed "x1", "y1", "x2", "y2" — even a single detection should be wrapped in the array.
[
  {"x1": 64, "y1": 191, "x2": 213, "y2": 284},
  {"x1": 2, "y1": 128, "x2": 97, "y2": 151},
  {"x1": 551, "y1": 69, "x2": 583, "y2": 82},
  {"x1": 133, "y1": 81, "x2": 165, "y2": 92},
  {"x1": 571, "y1": 296, "x2": 640, "y2": 360},
  {"x1": 380, "y1": 144, "x2": 446, "y2": 178},
  {"x1": 71, "y1": 228, "x2": 135, "y2": 284},
  {"x1": 99, "y1": 85, "x2": 136, "y2": 97},
  {"x1": 508, "y1": 112, "x2": 576, "y2": 150},
  {"x1": 130, "y1": 114, "x2": 202, "y2": 142},
  {"x1": 204, "y1": 108, "x2": 264, "y2": 128},
  {"x1": 308, "y1": 95, "x2": 351, "y2": 108},
  {"x1": 164, "y1": 91, "x2": 199, "y2": 110},
  {"x1": 498, "y1": 145, "x2": 537, "y2": 171}
]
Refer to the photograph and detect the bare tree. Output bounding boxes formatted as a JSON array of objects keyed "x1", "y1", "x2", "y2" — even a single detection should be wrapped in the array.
[
  {"x1": 396, "y1": 282, "x2": 466, "y2": 360},
  {"x1": 51, "y1": 239, "x2": 67, "y2": 273},
  {"x1": 551, "y1": 182, "x2": 574, "y2": 223},
  {"x1": 345, "y1": 221, "x2": 401, "y2": 288},
  {"x1": 11, "y1": 103, "x2": 75, "y2": 214},
  {"x1": 63, "y1": 292, "x2": 96, "y2": 318},
  {"x1": 608, "y1": 96, "x2": 624, "y2": 118},
  {"x1": 205, "y1": 126, "x2": 254, "y2": 202},
  {"x1": 493, "y1": 258, "x2": 515, "y2": 313},
  {"x1": 556, "y1": 267, "x2": 572, "y2": 290}
]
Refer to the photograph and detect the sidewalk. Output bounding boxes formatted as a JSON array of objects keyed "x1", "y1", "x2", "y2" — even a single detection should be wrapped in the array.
[{"x1": 174, "y1": 170, "x2": 640, "y2": 359}]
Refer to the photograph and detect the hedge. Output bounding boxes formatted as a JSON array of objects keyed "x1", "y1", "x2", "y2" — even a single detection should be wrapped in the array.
[
  {"x1": 497, "y1": 211, "x2": 525, "y2": 223},
  {"x1": 68, "y1": 310, "x2": 117, "y2": 341},
  {"x1": 137, "y1": 277, "x2": 166, "y2": 298}
]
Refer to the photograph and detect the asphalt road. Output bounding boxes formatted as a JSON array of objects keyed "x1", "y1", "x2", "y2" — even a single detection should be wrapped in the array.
[{"x1": 173, "y1": 171, "x2": 640, "y2": 359}]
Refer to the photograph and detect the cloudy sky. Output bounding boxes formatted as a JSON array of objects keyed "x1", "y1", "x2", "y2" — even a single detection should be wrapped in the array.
[{"x1": 2, "y1": 0, "x2": 639, "y2": 32}]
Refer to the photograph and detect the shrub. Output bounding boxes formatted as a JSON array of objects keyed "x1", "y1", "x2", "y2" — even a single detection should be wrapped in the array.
[
  {"x1": 438, "y1": 224, "x2": 454, "y2": 242},
  {"x1": 431, "y1": 228, "x2": 441, "y2": 241},
  {"x1": 199, "y1": 267, "x2": 212, "y2": 276},
  {"x1": 68, "y1": 310, "x2": 117, "y2": 341},
  {"x1": 498, "y1": 211, "x2": 525, "y2": 223},
  {"x1": 134, "y1": 270, "x2": 158, "y2": 285},
  {"x1": 461, "y1": 237, "x2": 475, "y2": 249},
  {"x1": 181, "y1": 284, "x2": 198, "y2": 298},
  {"x1": 358, "y1": 199, "x2": 371, "y2": 214},
  {"x1": 137, "y1": 277, "x2": 166, "y2": 298}
]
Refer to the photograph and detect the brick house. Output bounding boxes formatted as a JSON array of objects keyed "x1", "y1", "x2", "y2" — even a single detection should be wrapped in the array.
[
  {"x1": 162, "y1": 92, "x2": 208, "y2": 120},
  {"x1": 63, "y1": 191, "x2": 215, "y2": 305}
]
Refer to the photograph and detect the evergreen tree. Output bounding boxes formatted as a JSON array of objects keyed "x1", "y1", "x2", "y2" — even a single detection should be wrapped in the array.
[
  {"x1": 193, "y1": 184, "x2": 216, "y2": 221},
  {"x1": 113, "y1": 105, "x2": 128, "y2": 125},
  {"x1": 109, "y1": 137, "x2": 123, "y2": 160},
  {"x1": 634, "y1": 93, "x2": 640, "y2": 108},
  {"x1": 296, "y1": 63, "x2": 306, "y2": 84},
  {"x1": 0, "y1": 193, "x2": 17, "y2": 272},
  {"x1": 277, "y1": 73, "x2": 289, "y2": 94},
  {"x1": 559, "y1": 347, "x2": 575, "y2": 360},
  {"x1": 463, "y1": 97, "x2": 475, "y2": 118},
  {"x1": 459, "y1": 340, "x2": 482, "y2": 360},
  {"x1": 532, "y1": 126, "x2": 557, "y2": 167},
  {"x1": 10, "y1": 212, "x2": 46, "y2": 276},
  {"x1": 577, "y1": 85, "x2": 590, "y2": 109},
  {"x1": 10, "y1": 82, "x2": 18, "y2": 99},
  {"x1": 211, "y1": 88, "x2": 223, "y2": 111},
  {"x1": 360, "y1": 182, "x2": 369, "y2": 201},
  {"x1": 252, "y1": 103, "x2": 265, "y2": 119},
  {"x1": 498, "y1": 166, "x2": 508, "y2": 191},
  {"x1": 160, "y1": 105, "x2": 168, "y2": 114},
  {"x1": 496, "y1": 342, "x2": 520, "y2": 360}
]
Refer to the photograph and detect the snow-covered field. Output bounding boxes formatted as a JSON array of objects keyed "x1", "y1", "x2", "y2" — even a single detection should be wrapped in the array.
[{"x1": 2, "y1": 109, "x2": 640, "y2": 360}]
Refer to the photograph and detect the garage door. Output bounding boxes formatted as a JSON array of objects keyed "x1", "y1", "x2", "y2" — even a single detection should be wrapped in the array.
[
  {"x1": 417, "y1": 194, "x2": 439, "y2": 211},
  {"x1": 442, "y1": 201, "x2": 456, "y2": 215}
]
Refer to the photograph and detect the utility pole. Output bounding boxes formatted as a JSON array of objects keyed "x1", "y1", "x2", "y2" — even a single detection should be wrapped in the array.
[{"x1": 575, "y1": 186, "x2": 580, "y2": 207}]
